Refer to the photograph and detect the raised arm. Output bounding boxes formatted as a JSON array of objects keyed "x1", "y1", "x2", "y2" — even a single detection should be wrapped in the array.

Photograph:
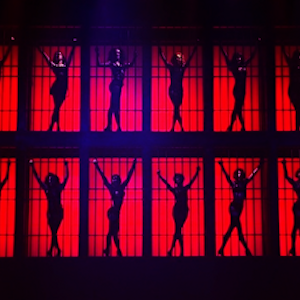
[
  {"x1": 282, "y1": 45, "x2": 290, "y2": 65},
  {"x1": 281, "y1": 159, "x2": 296, "y2": 186},
  {"x1": 95, "y1": 47, "x2": 111, "y2": 67},
  {"x1": 37, "y1": 47, "x2": 55, "y2": 68},
  {"x1": 158, "y1": 46, "x2": 172, "y2": 68},
  {"x1": 124, "y1": 51, "x2": 137, "y2": 68},
  {"x1": 122, "y1": 159, "x2": 137, "y2": 188},
  {"x1": 220, "y1": 45, "x2": 230, "y2": 66},
  {"x1": 60, "y1": 161, "x2": 69, "y2": 189},
  {"x1": 247, "y1": 159, "x2": 262, "y2": 183},
  {"x1": 0, "y1": 42, "x2": 12, "y2": 69},
  {"x1": 218, "y1": 161, "x2": 233, "y2": 187},
  {"x1": 93, "y1": 159, "x2": 111, "y2": 189},
  {"x1": 186, "y1": 166, "x2": 200, "y2": 189},
  {"x1": 29, "y1": 160, "x2": 47, "y2": 190},
  {"x1": 67, "y1": 43, "x2": 76, "y2": 67},
  {"x1": 183, "y1": 44, "x2": 197, "y2": 69},
  {"x1": 0, "y1": 160, "x2": 10, "y2": 192},
  {"x1": 157, "y1": 170, "x2": 174, "y2": 193}
]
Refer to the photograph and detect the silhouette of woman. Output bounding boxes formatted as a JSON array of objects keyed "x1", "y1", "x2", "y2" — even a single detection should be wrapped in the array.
[
  {"x1": 282, "y1": 46, "x2": 300, "y2": 131},
  {"x1": 281, "y1": 159, "x2": 300, "y2": 256},
  {"x1": 159, "y1": 44, "x2": 197, "y2": 132},
  {"x1": 0, "y1": 38, "x2": 14, "y2": 74},
  {"x1": 95, "y1": 47, "x2": 137, "y2": 132},
  {"x1": 220, "y1": 39, "x2": 260, "y2": 131},
  {"x1": 93, "y1": 158, "x2": 136, "y2": 256},
  {"x1": 0, "y1": 160, "x2": 10, "y2": 193},
  {"x1": 29, "y1": 160, "x2": 69, "y2": 257},
  {"x1": 218, "y1": 160, "x2": 262, "y2": 256},
  {"x1": 157, "y1": 166, "x2": 200, "y2": 256},
  {"x1": 37, "y1": 41, "x2": 76, "y2": 131}
]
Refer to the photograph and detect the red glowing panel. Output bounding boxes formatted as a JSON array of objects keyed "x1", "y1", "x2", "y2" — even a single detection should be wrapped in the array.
[
  {"x1": 152, "y1": 158, "x2": 204, "y2": 256},
  {"x1": 214, "y1": 46, "x2": 260, "y2": 131},
  {"x1": 278, "y1": 158, "x2": 300, "y2": 255},
  {"x1": 28, "y1": 158, "x2": 79, "y2": 257},
  {"x1": 31, "y1": 47, "x2": 81, "y2": 131},
  {"x1": 90, "y1": 46, "x2": 143, "y2": 131},
  {"x1": 275, "y1": 46, "x2": 298, "y2": 131},
  {"x1": 89, "y1": 158, "x2": 143, "y2": 256},
  {"x1": 0, "y1": 46, "x2": 18, "y2": 131},
  {"x1": 215, "y1": 158, "x2": 263, "y2": 256},
  {"x1": 0, "y1": 159, "x2": 15, "y2": 257},
  {"x1": 152, "y1": 46, "x2": 203, "y2": 132}
]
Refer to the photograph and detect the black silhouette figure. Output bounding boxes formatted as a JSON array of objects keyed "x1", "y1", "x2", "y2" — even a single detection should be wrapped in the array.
[
  {"x1": 157, "y1": 166, "x2": 200, "y2": 256},
  {"x1": 0, "y1": 160, "x2": 10, "y2": 193},
  {"x1": 0, "y1": 38, "x2": 14, "y2": 74},
  {"x1": 218, "y1": 160, "x2": 262, "y2": 256},
  {"x1": 93, "y1": 158, "x2": 136, "y2": 256},
  {"x1": 220, "y1": 39, "x2": 260, "y2": 131},
  {"x1": 29, "y1": 160, "x2": 69, "y2": 257},
  {"x1": 281, "y1": 159, "x2": 300, "y2": 256},
  {"x1": 95, "y1": 47, "x2": 137, "y2": 132},
  {"x1": 282, "y1": 46, "x2": 300, "y2": 131},
  {"x1": 37, "y1": 41, "x2": 76, "y2": 131},
  {"x1": 158, "y1": 44, "x2": 197, "y2": 132}
]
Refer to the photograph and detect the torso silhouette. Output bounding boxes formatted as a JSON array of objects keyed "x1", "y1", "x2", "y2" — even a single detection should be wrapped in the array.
[
  {"x1": 108, "y1": 185, "x2": 125, "y2": 213},
  {"x1": 231, "y1": 180, "x2": 248, "y2": 216},
  {"x1": 51, "y1": 65, "x2": 68, "y2": 96},
  {"x1": 288, "y1": 62, "x2": 300, "y2": 102},
  {"x1": 110, "y1": 62, "x2": 125, "y2": 86},
  {"x1": 173, "y1": 186, "x2": 188, "y2": 208},
  {"x1": 45, "y1": 185, "x2": 63, "y2": 214},
  {"x1": 292, "y1": 180, "x2": 300, "y2": 217},
  {"x1": 229, "y1": 63, "x2": 247, "y2": 99},
  {"x1": 168, "y1": 66, "x2": 184, "y2": 103}
]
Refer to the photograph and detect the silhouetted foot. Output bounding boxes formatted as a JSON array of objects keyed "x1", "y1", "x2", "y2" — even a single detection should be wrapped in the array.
[
  {"x1": 167, "y1": 250, "x2": 172, "y2": 257},
  {"x1": 170, "y1": 127, "x2": 175, "y2": 132},
  {"x1": 55, "y1": 248, "x2": 61, "y2": 257},
  {"x1": 46, "y1": 249, "x2": 52, "y2": 257},
  {"x1": 103, "y1": 248, "x2": 110, "y2": 257},
  {"x1": 289, "y1": 247, "x2": 296, "y2": 256},
  {"x1": 104, "y1": 127, "x2": 112, "y2": 132},
  {"x1": 180, "y1": 252, "x2": 184, "y2": 257},
  {"x1": 218, "y1": 248, "x2": 224, "y2": 256},
  {"x1": 246, "y1": 249, "x2": 252, "y2": 256},
  {"x1": 241, "y1": 127, "x2": 245, "y2": 132},
  {"x1": 226, "y1": 126, "x2": 232, "y2": 132},
  {"x1": 117, "y1": 249, "x2": 123, "y2": 257},
  {"x1": 116, "y1": 127, "x2": 122, "y2": 132}
]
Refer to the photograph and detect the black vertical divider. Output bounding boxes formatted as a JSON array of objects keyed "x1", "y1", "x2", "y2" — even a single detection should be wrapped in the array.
[
  {"x1": 15, "y1": 25, "x2": 31, "y2": 257},
  {"x1": 142, "y1": 27, "x2": 152, "y2": 256},
  {"x1": 265, "y1": 25, "x2": 280, "y2": 256},
  {"x1": 203, "y1": 25, "x2": 215, "y2": 256},
  {"x1": 79, "y1": 23, "x2": 90, "y2": 257}
]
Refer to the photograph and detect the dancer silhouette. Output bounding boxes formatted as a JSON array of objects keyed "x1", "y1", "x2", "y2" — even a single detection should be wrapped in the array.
[
  {"x1": 37, "y1": 41, "x2": 76, "y2": 131},
  {"x1": 29, "y1": 160, "x2": 69, "y2": 257},
  {"x1": 95, "y1": 47, "x2": 137, "y2": 132},
  {"x1": 218, "y1": 160, "x2": 262, "y2": 256},
  {"x1": 0, "y1": 160, "x2": 10, "y2": 193},
  {"x1": 282, "y1": 46, "x2": 300, "y2": 131},
  {"x1": 93, "y1": 158, "x2": 136, "y2": 256},
  {"x1": 0, "y1": 38, "x2": 14, "y2": 73},
  {"x1": 158, "y1": 44, "x2": 197, "y2": 131},
  {"x1": 281, "y1": 159, "x2": 300, "y2": 256},
  {"x1": 220, "y1": 39, "x2": 260, "y2": 131},
  {"x1": 157, "y1": 166, "x2": 200, "y2": 256}
]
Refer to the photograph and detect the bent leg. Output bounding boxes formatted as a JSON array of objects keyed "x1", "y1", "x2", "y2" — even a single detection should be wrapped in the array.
[{"x1": 237, "y1": 220, "x2": 252, "y2": 256}]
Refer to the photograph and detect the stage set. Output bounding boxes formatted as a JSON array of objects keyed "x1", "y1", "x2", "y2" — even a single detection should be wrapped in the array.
[{"x1": 0, "y1": 0, "x2": 300, "y2": 299}]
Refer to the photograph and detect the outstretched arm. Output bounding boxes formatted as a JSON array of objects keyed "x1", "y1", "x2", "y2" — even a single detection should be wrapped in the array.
[
  {"x1": 247, "y1": 160, "x2": 262, "y2": 183},
  {"x1": 158, "y1": 46, "x2": 172, "y2": 68},
  {"x1": 220, "y1": 45, "x2": 230, "y2": 66},
  {"x1": 122, "y1": 159, "x2": 137, "y2": 187},
  {"x1": 29, "y1": 160, "x2": 47, "y2": 190},
  {"x1": 218, "y1": 161, "x2": 233, "y2": 187},
  {"x1": 281, "y1": 159, "x2": 296, "y2": 186},
  {"x1": 93, "y1": 159, "x2": 111, "y2": 189},
  {"x1": 95, "y1": 47, "x2": 111, "y2": 67},
  {"x1": 37, "y1": 47, "x2": 55, "y2": 68},
  {"x1": 186, "y1": 166, "x2": 200, "y2": 189},
  {"x1": 0, "y1": 160, "x2": 11, "y2": 192},
  {"x1": 282, "y1": 45, "x2": 290, "y2": 65},
  {"x1": 0, "y1": 42, "x2": 12, "y2": 69},
  {"x1": 183, "y1": 44, "x2": 197, "y2": 69},
  {"x1": 67, "y1": 43, "x2": 76, "y2": 67},
  {"x1": 157, "y1": 170, "x2": 174, "y2": 193},
  {"x1": 61, "y1": 161, "x2": 69, "y2": 189},
  {"x1": 124, "y1": 51, "x2": 137, "y2": 68}
]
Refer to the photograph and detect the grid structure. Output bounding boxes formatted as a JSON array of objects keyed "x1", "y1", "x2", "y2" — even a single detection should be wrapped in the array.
[
  {"x1": 28, "y1": 158, "x2": 79, "y2": 257},
  {"x1": 278, "y1": 157, "x2": 300, "y2": 256},
  {"x1": 30, "y1": 46, "x2": 81, "y2": 131},
  {"x1": 213, "y1": 46, "x2": 260, "y2": 131},
  {"x1": 0, "y1": 158, "x2": 15, "y2": 257},
  {"x1": 152, "y1": 157, "x2": 204, "y2": 256},
  {"x1": 152, "y1": 45, "x2": 203, "y2": 132},
  {"x1": 89, "y1": 158, "x2": 143, "y2": 256},
  {"x1": 0, "y1": 45, "x2": 18, "y2": 131},
  {"x1": 90, "y1": 46, "x2": 143, "y2": 131},
  {"x1": 215, "y1": 157, "x2": 263, "y2": 256},
  {"x1": 275, "y1": 46, "x2": 299, "y2": 131}
]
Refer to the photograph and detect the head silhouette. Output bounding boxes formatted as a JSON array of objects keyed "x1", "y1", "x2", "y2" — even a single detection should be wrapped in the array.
[
  {"x1": 171, "y1": 52, "x2": 185, "y2": 67},
  {"x1": 232, "y1": 52, "x2": 244, "y2": 64},
  {"x1": 108, "y1": 48, "x2": 124, "y2": 64},
  {"x1": 233, "y1": 168, "x2": 245, "y2": 181},
  {"x1": 295, "y1": 168, "x2": 300, "y2": 179},
  {"x1": 111, "y1": 174, "x2": 121, "y2": 187},
  {"x1": 173, "y1": 173, "x2": 184, "y2": 186},
  {"x1": 45, "y1": 173, "x2": 60, "y2": 188},
  {"x1": 53, "y1": 51, "x2": 66, "y2": 65}
]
